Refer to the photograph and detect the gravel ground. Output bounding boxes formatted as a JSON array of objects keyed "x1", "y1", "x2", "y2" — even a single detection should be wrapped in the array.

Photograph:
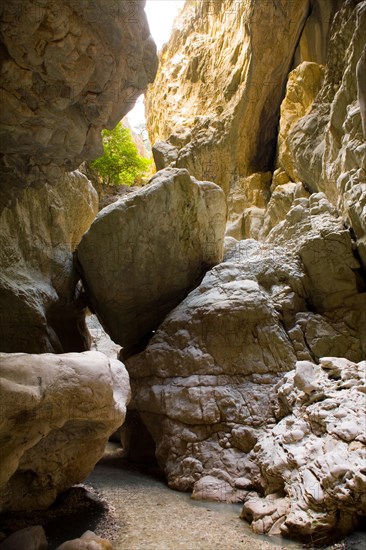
[{"x1": 0, "y1": 444, "x2": 364, "y2": 550}]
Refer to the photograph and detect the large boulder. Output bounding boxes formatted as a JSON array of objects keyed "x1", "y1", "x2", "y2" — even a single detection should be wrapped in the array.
[
  {"x1": 0, "y1": 351, "x2": 130, "y2": 512},
  {"x1": 242, "y1": 357, "x2": 366, "y2": 541},
  {"x1": 77, "y1": 167, "x2": 226, "y2": 353},
  {"x1": 125, "y1": 194, "x2": 365, "y2": 509},
  {"x1": 0, "y1": 0, "x2": 158, "y2": 205},
  {"x1": 0, "y1": 171, "x2": 98, "y2": 353}
]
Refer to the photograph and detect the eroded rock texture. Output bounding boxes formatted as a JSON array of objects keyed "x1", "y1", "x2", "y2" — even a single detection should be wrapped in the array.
[
  {"x1": 0, "y1": 0, "x2": 157, "y2": 205},
  {"x1": 242, "y1": 357, "x2": 366, "y2": 541},
  {"x1": 146, "y1": 0, "x2": 366, "y2": 269},
  {"x1": 146, "y1": 0, "x2": 309, "y2": 194},
  {"x1": 0, "y1": 351, "x2": 130, "y2": 512},
  {"x1": 77, "y1": 168, "x2": 226, "y2": 354},
  {"x1": 125, "y1": 194, "x2": 366, "y2": 536},
  {"x1": 0, "y1": 171, "x2": 98, "y2": 353}
]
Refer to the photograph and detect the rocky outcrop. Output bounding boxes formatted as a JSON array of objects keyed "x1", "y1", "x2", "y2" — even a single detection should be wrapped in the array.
[
  {"x1": 242, "y1": 357, "x2": 366, "y2": 541},
  {"x1": 278, "y1": 0, "x2": 366, "y2": 267},
  {"x1": 125, "y1": 194, "x2": 365, "y2": 537},
  {"x1": 146, "y1": 0, "x2": 310, "y2": 194},
  {"x1": 56, "y1": 530, "x2": 113, "y2": 550},
  {"x1": 0, "y1": 171, "x2": 98, "y2": 353},
  {"x1": 0, "y1": 351, "x2": 130, "y2": 512},
  {"x1": 77, "y1": 167, "x2": 226, "y2": 354},
  {"x1": 0, "y1": 0, "x2": 157, "y2": 206}
]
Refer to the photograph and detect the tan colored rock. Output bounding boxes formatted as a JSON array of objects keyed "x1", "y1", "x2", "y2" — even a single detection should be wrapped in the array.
[
  {"x1": 56, "y1": 530, "x2": 112, "y2": 550},
  {"x1": 279, "y1": 1, "x2": 366, "y2": 267},
  {"x1": 277, "y1": 61, "x2": 325, "y2": 182},
  {"x1": 146, "y1": 0, "x2": 310, "y2": 199},
  {"x1": 0, "y1": 171, "x2": 98, "y2": 353},
  {"x1": 0, "y1": 351, "x2": 130, "y2": 512},
  {"x1": 0, "y1": 526, "x2": 47, "y2": 550},
  {"x1": 0, "y1": 0, "x2": 157, "y2": 205},
  {"x1": 77, "y1": 167, "x2": 226, "y2": 353},
  {"x1": 225, "y1": 172, "x2": 271, "y2": 240},
  {"x1": 246, "y1": 357, "x2": 366, "y2": 540}
]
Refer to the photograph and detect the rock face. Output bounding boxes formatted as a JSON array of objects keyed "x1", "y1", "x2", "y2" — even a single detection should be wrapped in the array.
[
  {"x1": 146, "y1": 1, "x2": 366, "y2": 269},
  {"x1": 77, "y1": 167, "x2": 226, "y2": 353},
  {"x1": 0, "y1": 0, "x2": 157, "y2": 205},
  {"x1": 0, "y1": 351, "x2": 130, "y2": 512},
  {"x1": 146, "y1": 0, "x2": 310, "y2": 193},
  {"x1": 0, "y1": 171, "x2": 98, "y2": 353},
  {"x1": 125, "y1": 194, "x2": 366, "y2": 535},
  {"x1": 242, "y1": 357, "x2": 366, "y2": 541},
  {"x1": 0, "y1": 526, "x2": 47, "y2": 550},
  {"x1": 277, "y1": 0, "x2": 366, "y2": 267}
]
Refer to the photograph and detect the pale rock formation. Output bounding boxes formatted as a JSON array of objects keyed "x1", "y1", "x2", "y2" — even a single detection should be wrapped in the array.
[
  {"x1": 242, "y1": 357, "x2": 366, "y2": 541},
  {"x1": 146, "y1": 0, "x2": 310, "y2": 195},
  {"x1": 77, "y1": 167, "x2": 226, "y2": 353},
  {"x1": 0, "y1": 0, "x2": 157, "y2": 205},
  {"x1": 56, "y1": 530, "x2": 113, "y2": 550},
  {"x1": 125, "y1": 194, "x2": 365, "y2": 514},
  {"x1": 225, "y1": 172, "x2": 271, "y2": 240},
  {"x1": 0, "y1": 171, "x2": 98, "y2": 353},
  {"x1": 0, "y1": 351, "x2": 130, "y2": 512},
  {"x1": 276, "y1": 61, "x2": 325, "y2": 182},
  {"x1": 0, "y1": 526, "x2": 47, "y2": 550},
  {"x1": 280, "y1": 1, "x2": 366, "y2": 267}
]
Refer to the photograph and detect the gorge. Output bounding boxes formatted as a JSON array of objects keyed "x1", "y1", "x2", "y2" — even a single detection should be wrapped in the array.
[{"x1": 0, "y1": 0, "x2": 365, "y2": 548}]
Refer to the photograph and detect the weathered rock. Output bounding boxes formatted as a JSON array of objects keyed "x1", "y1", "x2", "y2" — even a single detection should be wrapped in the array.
[
  {"x1": 56, "y1": 530, "x2": 113, "y2": 550},
  {"x1": 77, "y1": 167, "x2": 226, "y2": 353},
  {"x1": 0, "y1": 526, "x2": 47, "y2": 550},
  {"x1": 125, "y1": 195, "x2": 365, "y2": 501},
  {"x1": 243, "y1": 357, "x2": 366, "y2": 541},
  {"x1": 276, "y1": 61, "x2": 325, "y2": 182},
  {"x1": 279, "y1": 1, "x2": 366, "y2": 267},
  {"x1": 0, "y1": 0, "x2": 158, "y2": 205},
  {"x1": 152, "y1": 141, "x2": 179, "y2": 171},
  {"x1": 0, "y1": 351, "x2": 130, "y2": 512},
  {"x1": 0, "y1": 171, "x2": 98, "y2": 353},
  {"x1": 146, "y1": 0, "x2": 310, "y2": 198}
]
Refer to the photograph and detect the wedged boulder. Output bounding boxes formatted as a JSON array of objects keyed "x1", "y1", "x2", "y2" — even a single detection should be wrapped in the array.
[
  {"x1": 77, "y1": 167, "x2": 226, "y2": 353},
  {"x1": 243, "y1": 357, "x2": 366, "y2": 541},
  {"x1": 125, "y1": 194, "x2": 365, "y2": 505},
  {"x1": 0, "y1": 171, "x2": 98, "y2": 353},
  {"x1": 0, "y1": 351, "x2": 130, "y2": 512}
]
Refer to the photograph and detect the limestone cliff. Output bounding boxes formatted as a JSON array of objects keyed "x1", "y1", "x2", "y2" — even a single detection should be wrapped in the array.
[
  {"x1": 0, "y1": 0, "x2": 158, "y2": 353},
  {"x1": 0, "y1": 0, "x2": 157, "y2": 207},
  {"x1": 146, "y1": 0, "x2": 366, "y2": 266}
]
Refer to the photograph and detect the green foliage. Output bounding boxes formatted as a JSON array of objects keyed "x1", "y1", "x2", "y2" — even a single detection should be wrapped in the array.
[{"x1": 90, "y1": 123, "x2": 151, "y2": 186}]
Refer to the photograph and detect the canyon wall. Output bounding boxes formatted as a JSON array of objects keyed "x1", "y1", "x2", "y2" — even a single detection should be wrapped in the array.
[
  {"x1": 0, "y1": 0, "x2": 158, "y2": 354},
  {"x1": 146, "y1": 0, "x2": 366, "y2": 267},
  {"x1": 140, "y1": 0, "x2": 366, "y2": 541}
]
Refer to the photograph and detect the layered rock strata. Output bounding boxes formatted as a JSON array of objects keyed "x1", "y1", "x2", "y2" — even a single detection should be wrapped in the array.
[
  {"x1": 77, "y1": 167, "x2": 226, "y2": 354},
  {"x1": 0, "y1": 351, "x2": 130, "y2": 512}
]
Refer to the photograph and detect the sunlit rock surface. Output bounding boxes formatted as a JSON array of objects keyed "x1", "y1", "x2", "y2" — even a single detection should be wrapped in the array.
[
  {"x1": 77, "y1": 167, "x2": 226, "y2": 353},
  {"x1": 0, "y1": 351, "x2": 130, "y2": 512},
  {"x1": 0, "y1": 171, "x2": 98, "y2": 353},
  {"x1": 146, "y1": 0, "x2": 309, "y2": 194}
]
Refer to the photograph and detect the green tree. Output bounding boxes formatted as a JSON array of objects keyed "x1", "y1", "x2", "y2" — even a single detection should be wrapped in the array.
[{"x1": 90, "y1": 122, "x2": 151, "y2": 186}]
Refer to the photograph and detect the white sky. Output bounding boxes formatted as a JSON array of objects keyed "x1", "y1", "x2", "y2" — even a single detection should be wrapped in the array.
[{"x1": 127, "y1": 0, "x2": 184, "y2": 129}]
